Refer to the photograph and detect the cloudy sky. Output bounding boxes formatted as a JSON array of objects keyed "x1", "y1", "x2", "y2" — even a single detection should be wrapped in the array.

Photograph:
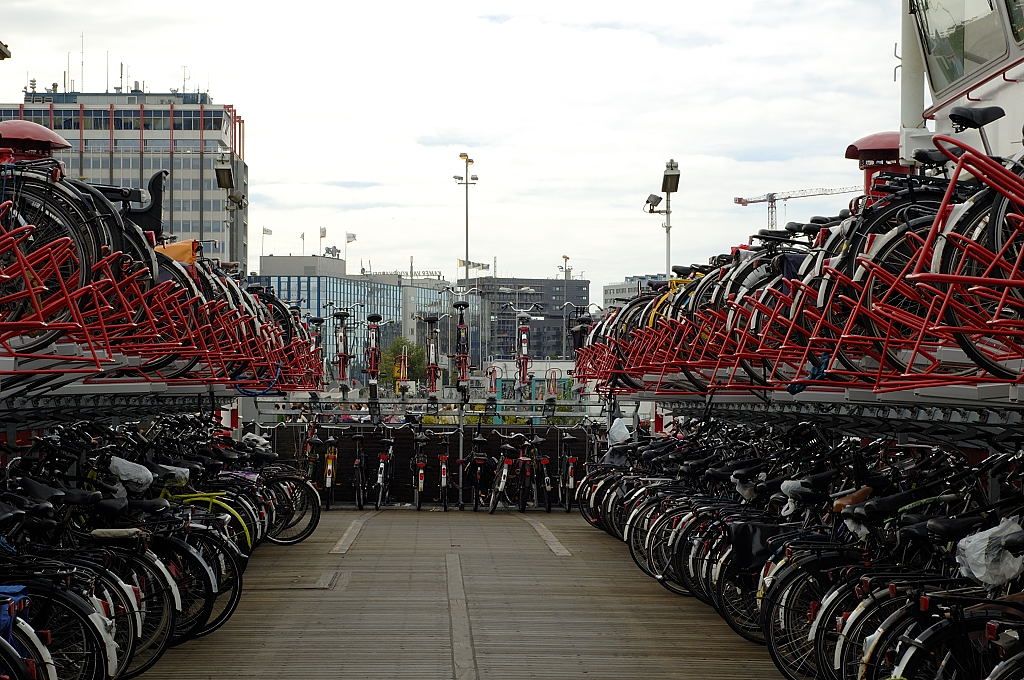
[{"x1": 1, "y1": 0, "x2": 903, "y2": 298}]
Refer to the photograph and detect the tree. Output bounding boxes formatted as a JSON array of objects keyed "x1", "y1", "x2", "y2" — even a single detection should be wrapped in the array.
[{"x1": 380, "y1": 336, "x2": 426, "y2": 389}]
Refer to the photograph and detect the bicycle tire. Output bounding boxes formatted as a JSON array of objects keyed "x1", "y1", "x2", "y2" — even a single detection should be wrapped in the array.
[
  {"x1": 188, "y1": 530, "x2": 245, "y2": 638},
  {"x1": 265, "y1": 476, "x2": 322, "y2": 544},
  {"x1": 354, "y1": 467, "x2": 365, "y2": 510}
]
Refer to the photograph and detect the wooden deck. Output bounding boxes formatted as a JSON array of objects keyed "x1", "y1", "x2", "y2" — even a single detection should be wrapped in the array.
[{"x1": 142, "y1": 510, "x2": 782, "y2": 679}]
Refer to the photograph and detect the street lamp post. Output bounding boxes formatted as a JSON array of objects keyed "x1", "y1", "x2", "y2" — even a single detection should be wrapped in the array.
[
  {"x1": 645, "y1": 159, "x2": 680, "y2": 279},
  {"x1": 454, "y1": 153, "x2": 478, "y2": 285},
  {"x1": 498, "y1": 286, "x2": 535, "y2": 357},
  {"x1": 558, "y1": 255, "x2": 573, "y2": 359}
]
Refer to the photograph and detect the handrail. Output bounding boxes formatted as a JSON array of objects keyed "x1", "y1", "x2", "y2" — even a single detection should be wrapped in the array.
[{"x1": 922, "y1": 55, "x2": 1024, "y2": 120}]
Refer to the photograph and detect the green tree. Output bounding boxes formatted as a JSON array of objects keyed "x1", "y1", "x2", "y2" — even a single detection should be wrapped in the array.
[{"x1": 380, "y1": 336, "x2": 426, "y2": 389}]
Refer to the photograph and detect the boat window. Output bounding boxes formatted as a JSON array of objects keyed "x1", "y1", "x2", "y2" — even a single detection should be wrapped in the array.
[
  {"x1": 1007, "y1": 1, "x2": 1024, "y2": 42},
  {"x1": 914, "y1": 0, "x2": 1007, "y2": 91}
]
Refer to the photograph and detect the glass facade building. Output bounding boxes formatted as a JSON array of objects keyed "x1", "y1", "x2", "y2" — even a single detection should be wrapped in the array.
[{"x1": 251, "y1": 268, "x2": 482, "y2": 379}]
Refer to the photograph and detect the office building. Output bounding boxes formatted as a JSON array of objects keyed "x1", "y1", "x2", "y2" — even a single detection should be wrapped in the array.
[
  {"x1": 0, "y1": 83, "x2": 248, "y2": 266},
  {"x1": 457, "y1": 276, "x2": 590, "y2": 361},
  {"x1": 252, "y1": 256, "x2": 482, "y2": 378},
  {"x1": 603, "y1": 274, "x2": 667, "y2": 308}
]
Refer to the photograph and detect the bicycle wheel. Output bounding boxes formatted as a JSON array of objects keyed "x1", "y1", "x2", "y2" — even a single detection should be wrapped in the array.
[
  {"x1": 0, "y1": 637, "x2": 30, "y2": 680},
  {"x1": 188, "y1": 530, "x2": 244, "y2": 638},
  {"x1": 19, "y1": 584, "x2": 109, "y2": 680},
  {"x1": 354, "y1": 466, "x2": 364, "y2": 510},
  {"x1": 714, "y1": 550, "x2": 765, "y2": 643},
  {"x1": 894, "y1": 614, "x2": 1003, "y2": 680},
  {"x1": 518, "y1": 468, "x2": 529, "y2": 513},
  {"x1": 414, "y1": 477, "x2": 422, "y2": 511},
  {"x1": 12, "y1": 618, "x2": 54, "y2": 680},
  {"x1": 153, "y1": 537, "x2": 216, "y2": 646},
  {"x1": 376, "y1": 483, "x2": 384, "y2": 510},
  {"x1": 118, "y1": 551, "x2": 178, "y2": 679},
  {"x1": 265, "y1": 476, "x2": 322, "y2": 545}
]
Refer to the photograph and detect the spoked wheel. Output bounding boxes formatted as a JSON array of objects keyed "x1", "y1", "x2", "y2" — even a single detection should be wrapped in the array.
[
  {"x1": 354, "y1": 467, "x2": 364, "y2": 510},
  {"x1": 441, "y1": 483, "x2": 448, "y2": 512},
  {"x1": 265, "y1": 476, "x2": 322, "y2": 545},
  {"x1": 187, "y1": 530, "x2": 245, "y2": 639},
  {"x1": 414, "y1": 479, "x2": 423, "y2": 511},
  {"x1": 518, "y1": 469, "x2": 529, "y2": 513}
]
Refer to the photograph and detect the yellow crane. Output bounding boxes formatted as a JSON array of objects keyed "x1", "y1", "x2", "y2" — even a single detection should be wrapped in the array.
[{"x1": 734, "y1": 186, "x2": 861, "y2": 228}]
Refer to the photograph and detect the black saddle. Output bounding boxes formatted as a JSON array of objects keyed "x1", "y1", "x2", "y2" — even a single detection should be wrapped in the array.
[
  {"x1": 914, "y1": 147, "x2": 965, "y2": 165},
  {"x1": 949, "y1": 105, "x2": 1005, "y2": 130}
]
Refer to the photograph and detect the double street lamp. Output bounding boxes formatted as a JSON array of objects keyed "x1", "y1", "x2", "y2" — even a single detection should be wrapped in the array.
[
  {"x1": 644, "y1": 159, "x2": 680, "y2": 279},
  {"x1": 453, "y1": 153, "x2": 479, "y2": 284}
]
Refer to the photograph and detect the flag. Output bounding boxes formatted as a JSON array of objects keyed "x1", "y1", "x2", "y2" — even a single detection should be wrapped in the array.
[
  {"x1": 300, "y1": 232, "x2": 305, "y2": 241},
  {"x1": 346, "y1": 232, "x2": 357, "y2": 244},
  {"x1": 319, "y1": 226, "x2": 327, "y2": 239},
  {"x1": 262, "y1": 227, "x2": 272, "y2": 235}
]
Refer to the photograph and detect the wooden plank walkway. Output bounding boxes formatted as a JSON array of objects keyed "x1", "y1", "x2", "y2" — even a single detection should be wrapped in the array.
[{"x1": 142, "y1": 510, "x2": 782, "y2": 679}]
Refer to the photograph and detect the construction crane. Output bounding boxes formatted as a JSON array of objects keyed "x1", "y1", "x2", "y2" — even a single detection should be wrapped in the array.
[{"x1": 734, "y1": 186, "x2": 861, "y2": 228}]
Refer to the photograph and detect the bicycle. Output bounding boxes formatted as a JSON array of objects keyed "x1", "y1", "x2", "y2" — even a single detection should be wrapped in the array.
[
  {"x1": 488, "y1": 431, "x2": 535, "y2": 513},
  {"x1": 349, "y1": 430, "x2": 368, "y2": 510},
  {"x1": 427, "y1": 429, "x2": 457, "y2": 512}
]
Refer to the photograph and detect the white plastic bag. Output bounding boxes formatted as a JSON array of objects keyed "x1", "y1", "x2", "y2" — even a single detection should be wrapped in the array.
[
  {"x1": 109, "y1": 456, "x2": 154, "y2": 493},
  {"x1": 957, "y1": 516, "x2": 1024, "y2": 586},
  {"x1": 608, "y1": 418, "x2": 631, "y2": 446}
]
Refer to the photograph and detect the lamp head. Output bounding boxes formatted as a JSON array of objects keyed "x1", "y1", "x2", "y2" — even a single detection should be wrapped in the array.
[
  {"x1": 470, "y1": 174, "x2": 478, "y2": 180},
  {"x1": 459, "y1": 152, "x2": 469, "y2": 160},
  {"x1": 453, "y1": 175, "x2": 464, "y2": 181},
  {"x1": 646, "y1": 193, "x2": 663, "y2": 209},
  {"x1": 662, "y1": 158, "x2": 680, "y2": 193}
]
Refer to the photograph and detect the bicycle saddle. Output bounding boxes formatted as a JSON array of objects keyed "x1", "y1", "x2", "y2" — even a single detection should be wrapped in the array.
[
  {"x1": 473, "y1": 434, "x2": 489, "y2": 445},
  {"x1": 529, "y1": 435, "x2": 544, "y2": 445},
  {"x1": 561, "y1": 433, "x2": 576, "y2": 442},
  {"x1": 126, "y1": 498, "x2": 171, "y2": 515},
  {"x1": 379, "y1": 438, "x2": 395, "y2": 446},
  {"x1": 499, "y1": 443, "x2": 517, "y2": 454},
  {"x1": 949, "y1": 105, "x2": 1005, "y2": 130},
  {"x1": 366, "y1": 313, "x2": 383, "y2": 323},
  {"x1": 18, "y1": 477, "x2": 65, "y2": 502},
  {"x1": 453, "y1": 300, "x2": 469, "y2": 310},
  {"x1": 350, "y1": 433, "x2": 364, "y2": 441},
  {"x1": 671, "y1": 265, "x2": 693, "y2": 278},
  {"x1": 926, "y1": 513, "x2": 992, "y2": 541},
  {"x1": 414, "y1": 432, "x2": 429, "y2": 442},
  {"x1": 914, "y1": 146, "x2": 965, "y2": 165}
]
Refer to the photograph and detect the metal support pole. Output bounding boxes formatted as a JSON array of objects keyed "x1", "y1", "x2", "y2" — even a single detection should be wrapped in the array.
[
  {"x1": 664, "y1": 192, "x2": 672, "y2": 278},
  {"x1": 464, "y1": 157, "x2": 470, "y2": 284},
  {"x1": 457, "y1": 403, "x2": 465, "y2": 510}
]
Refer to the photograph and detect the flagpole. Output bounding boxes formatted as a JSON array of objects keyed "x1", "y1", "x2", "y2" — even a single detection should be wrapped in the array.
[{"x1": 261, "y1": 227, "x2": 265, "y2": 258}]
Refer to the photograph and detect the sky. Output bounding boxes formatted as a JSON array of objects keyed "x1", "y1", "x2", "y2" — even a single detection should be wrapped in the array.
[{"x1": 0, "y1": 0, "x2": 903, "y2": 300}]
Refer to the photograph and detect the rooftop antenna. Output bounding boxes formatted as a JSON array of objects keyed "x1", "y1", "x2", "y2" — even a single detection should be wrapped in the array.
[
  {"x1": 105, "y1": 50, "x2": 109, "y2": 92},
  {"x1": 80, "y1": 32, "x2": 84, "y2": 92}
]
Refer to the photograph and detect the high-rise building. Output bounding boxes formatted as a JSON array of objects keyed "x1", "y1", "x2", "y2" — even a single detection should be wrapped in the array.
[
  {"x1": 0, "y1": 84, "x2": 248, "y2": 266},
  {"x1": 457, "y1": 276, "x2": 590, "y2": 361}
]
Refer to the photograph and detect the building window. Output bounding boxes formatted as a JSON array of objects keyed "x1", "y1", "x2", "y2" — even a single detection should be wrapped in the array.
[
  {"x1": 52, "y1": 109, "x2": 78, "y2": 130},
  {"x1": 113, "y1": 110, "x2": 140, "y2": 130},
  {"x1": 82, "y1": 110, "x2": 110, "y2": 130},
  {"x1": 143, "y1": 110, "x2": 170, "y2": 131},
  {"x1": 173, "y1": 110, "x2": 200, "y2": 131},
  {"x1": 202, "y1": 111, "x2": 223, "y2": 131},
  {"x1": 115, "y1": 138, "x2": 140, "y2": 151}
]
